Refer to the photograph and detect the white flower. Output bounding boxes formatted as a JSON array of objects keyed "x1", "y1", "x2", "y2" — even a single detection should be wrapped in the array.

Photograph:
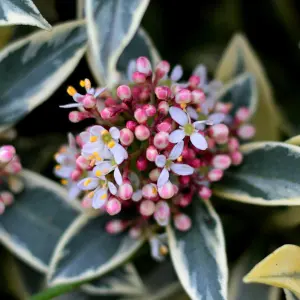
[
  {"x1": 149, "y1": 233, "x2": 168, "y2": 262},
  {"x1": 155, "y1": 141, "x2": 194, "y2": 187},
  {"x1": 93, "y1": 160, "x2": 123, "y2": 185},
  {"x1": 169, "y1": 107, "x2": 208, "y2": 150}
]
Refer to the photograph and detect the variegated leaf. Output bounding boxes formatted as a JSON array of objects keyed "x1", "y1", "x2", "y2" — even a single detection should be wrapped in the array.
[
  {"x1": 244, "y1": 245, "x2": 300, "y2": 297},
  {"x1": 216, "y1": 72, "x2": 257, "y2": 117},
  {"x1": 284, "y1": 289, "x2": 300, "y2": 300},
  {"x1": 0, "y1": 20, "x2": 87, "y2": 133},
  {"x1": 0, "y1": 170, "x2": 82, "y2": 273},
  {"x1": 214, "y1": 142, "x2": 300, "y2": 205},
  {"x1": 85, "y1": 0, "x2": 149, "y2": 86},
  {"x1": 286, "y1": 135, "x2": 300, "y2": 146},
  {"x1": 0, "y1": 0, "x2": 51, "y2": 30},
  {"x1": 48, "y1": 214, "x2": 144, "y2": 286},
  {"x1": 167, "y1": 198, "x2": 227, "y2": 300},
  {"x1": 82, "y1": 263, "x2": 145, "y2": 296}
]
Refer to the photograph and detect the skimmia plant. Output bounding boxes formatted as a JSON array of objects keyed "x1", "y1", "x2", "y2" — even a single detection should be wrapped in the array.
[{"x1": 1, "y1": 1, "x2": 300, "y2": 300}]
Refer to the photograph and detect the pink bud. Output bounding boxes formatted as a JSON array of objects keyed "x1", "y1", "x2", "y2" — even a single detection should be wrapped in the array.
[
  {"x1": 82, "y1": 94, "x2": 96, "y2": 108},
  {"x1": 208, "y1": 169, "x2": 224, "y2": 182},
  {"x1": 81, "y1": 195, "x2": 93, "y2": 208},
  {"x1": 117, "y1": 85, "x2": 131, "y2": 100},
  {"x1": 106, "y1": 197, "x2": 122, "y2": 215},
  {"x1": 71, "y1": 169, "x2": 82, "y2": 181},
  {"x1": 198, "y1": 186, "x2": 212, "y2": 200},
  {"x1": 153, "y1": 132, "x2": 169, "y2": 149},
  {"x1": 207, "y1": 137, "x2": 216, "y2": 149},
  {"x1": 175, "y1": 89, "x2": 191, "y2": 104},
  {"x1": 104, "y1": 97, "x2": 118, "y2": 107},
  {"x1": 158, "y1": 101, "x2": 169, "y2": 115},
  {"x1": 149, "y1": 168, "x2": 160, "y2": 181},
  {"x1": 146, "y1": 146, "x2": 158, "y2": 162},
  {"x1": 215, "y1": 102, "x2": 232, "y2": 114},
  {"x1": 144, "y1": 104, "x2": 156, "y2": 117},
  {"x1": 136, "y1": 56, "x2": 152, "y2": 76},
  {"x1": 137, "y1": 156, "x2": 148, "y2": 171},
  {"x1": 0, "y1": 147, "x2": 15, "y2": 163},
  {"x1": 179, "y1": 175, "x2": 190, "y2": 185},
  {"x1": 135, "y1": 125, "x2": 150, "y2": 141},
  {"x1": 1, "y1": 145, "x2": 15, "y2": 155},
  {"x1": 154, "y1": 201, "x2": 170, "y2": 226},
  {"x1": 209, "y1": 124, "x2": 229, "y2": 144},
  {"x1": 178, "y1": 194, "x2": 192, "y2": 207},
  {"x1": 228, "y1": 137, "x2": 239, "y2": 152},
  {"x1": 237, "y1": 124, "x2": 256, "y2": 140},
  {"x1": 236, "y1": 107, "x2": 250, "y2": 123},
  {"x1": 142, "y1": 183, "x2": 158, "y2": 199},
  {"x1": 68, "y1": 111, "x2": 88, "y2": 123},
  {"x1": 212, "y1": 154, "x2": 231, "y2": 170},
  {"x1": 189, "y1": 75, "x2": 200, "y2": 88},
  {"x1": 126, "y1": 120, "x2": 137, "y2": 131},
  {"x1": 174, "y1": 214, "x2": 191, "y2": 231},
  {"x1": 0, "y1": 202, "x2": 5, "y2": 215},
  {"x1": 231, "y1": 151, "x2": 243, "y2": 166},
  {"x1": 191, "y1": 90, "x2": 205, "y2": 104},
  {"x1": 158, "y1": 181, "x2": 175, "y2": 199},
  {"x1": 100, "y1": 107, "x2": 114, "y2": 120},
  {"x1": 155, "y1": 86, "x2": 171, "y2": 100},
  {"x1": 106, "y1": 220, "x2": 126, "y2": 234},
  {"x1": 129, "y1": 226, "x2": 142, "y2": 238},
  {"x1": 134, "y1": 108, "x2": 148, "y2": 123},
  {"x1": 0, "y1": 191, "x2": 13, "y2": 206},
  {"x1": 155, "y1": 60, "x2": 170, "y2": 79},
  {"x1": 140, "y1": 199, "x2": 156, "y2": 216},
  {"x1": 76, "y1": 156, "x2": 89, "y2": 169},
  {"x1": 190, "y1": 158, "x2": 201, "y2": 168},
  {"x1": 173, "y1": 184, "x2": 179, "y2": 195},
  {"x1": 132, "y1": 71, "x2": 146, "y2": 83},
  {"x1": 120, "y1": 128, "x2": 134, "y2": 146},
  {"x1": 118, "y1": 183, "x2": 133, "y2": 200},
  {"x1": 156, "y1": 120, "x2": 172, "y2": 133}
]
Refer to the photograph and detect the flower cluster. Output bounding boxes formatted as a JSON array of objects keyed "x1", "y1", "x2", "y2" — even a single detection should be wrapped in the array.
[
  {"x1": 0, "y1": 145, "x2": 23, "y2": 214},
  {"x1": 55, "y1": 56, "x2": 255, "y2": 260}
]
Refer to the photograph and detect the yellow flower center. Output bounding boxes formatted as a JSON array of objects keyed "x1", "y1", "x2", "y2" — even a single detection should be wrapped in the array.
[
  {"x1": 84, "y1": 178, "x2": 92, "y2": 186},
  {"x1": 183, "y1": 123, "x2": 194, "y2": 136},
  {"x1": 101, "y1": 130, "x2": 115, "y2": 148},
  {"x1": 90, "y1": 136, "x2": 98, "y2": 142}
]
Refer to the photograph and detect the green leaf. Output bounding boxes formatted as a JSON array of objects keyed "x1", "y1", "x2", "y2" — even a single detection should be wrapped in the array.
[
  {"x1": 85, "y1": 0, "x2": 149, "y2": 87},
  {"x1": 216, "y1": 72, "x2": 257, "y2": 117},
  {"x1": 82, "y1": 263, "x2": 145, "y2": 296},
  {"x1": 0, "y1": 20, "x2": 87, "y2": 133},
  {"x1": 167, "y1": 198, "x2": 227, "y2": 300},
  {"x1": 117, "y1": 27, "x2": 161, "y2": 77},
  {"x1": 0, "y1": 0, "x2": 51, "y2": 30},
  {"x1": 284, "y1": 289, "x2": 300, "y2": 300},
  {"x1": 0, "y1": 170, "x2": 82, "y2": 273},
  {"x1": 229, "y1": 239, "x2": 280, "y2": 300},
  {"x1": 214, "y1": 142, "x2": 300, "y2": 205},
  {"x1": 48, "y1": 214, "x2": 145, "y2": 286}
]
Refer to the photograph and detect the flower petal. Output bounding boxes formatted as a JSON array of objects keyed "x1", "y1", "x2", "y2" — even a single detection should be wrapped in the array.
[
  {"x1": 93, "y1": 162, "x2": 113, "y2": 177},
  {"x1": 114, "y1": 167, "x2": 123, "y2": 185},
  {"x1": 59, "y1": 103, "x2": 83, "y2": 108},
  {"x1": 108, "y1": 181, "x2": 117, "y2": 195},
  {"x1": 155, "y1": 155, "x2": 167, "y2": 168},
  {"x1": 90, "y1": 125, "x2": 105, "y2": 137},
  {"x1": 54, "y1": 166, "x2": 74, "y2": 178},
  {"x1": 170, "y1": 65, "x2": 183, "y2": 82},
  {"x1": 190, "y1": 132, "x2": 208, "y2": 150},
  {"x1": 109, "y1": 127, "x2": 120, "y2": 140},
  {"x1": 169, "y1": 107, "x2": 188, "y2": 126},
  {"x1": 79, "y1": 131, "x2": 90, "y2": 144},
  {"x1": 132, "y1": 189, "x2": 142, "y2": 202},
  {"x1": 170, "y1": 163, "x2": 194, "y2": 176},
  {"x1": 187, "y1": 106, "x2": 199, "y2": 120},
  {"x1": 94, "y1": 87, "x2": 107, "y2": 98},
  {"x1": 68, "y1": 183, "x2": 81, "y2": 199},
  {"x1": 193, "y1": 64, "x2": 207, "y2": 87},
  {"x1": 127, "y1": 59, "x2": 136, "y2": 81},
  {"x1": 157, "y1": 168, "x2": 169, "y2": 188},
  {"x1": 169, "y1": 141, "x2": 184, "y2": 160},
  {"x1": 92, "y1": 188, "x2": 107, "y2": 209},
  {"x1": 110, "y1": 143, "x2": 127, "y2": 164},
  {"x1": 193, "y1": 121, "x2": 206, "y2": 130},
  {"x1": 169, "y1": 129, "x2": 185, "y2": 143},
  {"x1": 208, "y1": 113, "x2": 225, "y2": 125},
  {"x1": 77, "y1": 177, "x2": 99, "y2": 191},
  {"x1": 68, "y1": 133, "x2": 77, "y2": 150},
  {"x1": 149, "y1": 237, "x2": 165, "y2": 262}
]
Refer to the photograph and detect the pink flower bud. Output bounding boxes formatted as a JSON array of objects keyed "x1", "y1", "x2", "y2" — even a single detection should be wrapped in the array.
[
  {"x1": 155, "y1": 60, "x2": 170, "y2": 79},
  {"x1": 104, "y1": 97, "x2": 118, "y2": 107},
  {"x1": 198, "y1": 186, "x2": 212, "y2": 200},
  {"x1": 136, "y1": 56, "x2": 152, "y2": 76},
  {"x1": 231, "y1": 151, "x2": 243, "y2": 166},
  {"x1": 68, "y1": 111, "x2": 88, "y2": 123},
  {"x1": 134, "y1": 108, "x2": 148, "y2": 123},
  {"x1": 179, "y1": 175, "x2": 190, "y2": 185},
  {"x1": 118, "y1": 183, "x2": 133, "y2": 200},
  {"x1": 120, "y1": 128, "x2": 134, "y2": 146},
  {"x1": 117, "y1": 85, "x2": 131, "y2": 100},
  {"x1": 191, "y1": 90, "x2": 205, "y2": 104},
  {"x1": 0, "y1": 191, "x2": 13, "y2": 206},
  {"x1": 155, "y1": 86, "x2": 171, "y2": 100},
  {"x1": 156, "y1": 120, "x2": 172, "y2": 133},
  {"x1": 132, "y1": 71, "x2": 146, "y2": 83},
  {"x1": 237, "y1": 124, "x2": 256, "y2": 140},
  {"x1": 142, "y1": 183, "x2": 158, "y2": 199},
  {"x1": 126, "y1": 120, "x2": 137, "y2": 131},
  {"x1": 1, "y1": 145, "x2": 15, "y2": 155},
  {"x1": 106, "y1": 220, "x2": 126, "y2": 234},
  {"x1": 0, "y1": 146, "x2": 15, "y2": 163},
  {"x1": 106, "y1": 197, "x2": 122, "y2": 215},
  {"x1": 209, "y1": 124, "x2": 229, "y2": 144},
  {"x1": 71, "y1": 169, "x2": 82, "y2": 181},
  {"x1": 82, "y1": 94, "x2": 96, "y2": 108},
  {"x1": 0, "y1": 202, "x2": 5, "y2": 215},
  {"x1": 158, "y1": 181, "x2": 175, "y2": 199},
  {"x1": 212, "y1": 154, "x2": 231, "y2": 170},
  {"x1": 135, "y1": 125, "x2": 150, "y2": 141},
  {"x1": 189, "y1": 75, "x2": 200, "y2": 88},
  {"x1": 215, "y1": 102, "x2": 232, "y2": 114},
  {"x1": 179, "y1": 194, "x2": 192, "y2": 207},
  {"x1": 154, "y1": 201, "x2": 170, "y2": 226},
  {"x1": 144, "y1": 104, "x2": 156, "y2": 117},
  {"x1": 174, "y1": 214, "x2": 191, "y2": 231},
  {"x1": 139, "y1": 87, "x2": 151, "y2": 101},
  {"x1": 208, "y1": 169, "x2": 224, "y2": 182},
  {"x1": 236, "y1": 107, "x2": 250, "y2": 123},
  {"x1": 228, "y1": 137, "x2": 239, "y2": 152},
  {"x1": 146, "y1": 146, "x2": 158, "y2": 162},
  {"x1": 158, "y1": 101, "x2": 169, "y2": 115},
  {"x1": 153, "y1": 132, "x2": 169, "y2": 149},
  {"x1": 173, "y1": 184, "x2": 179, "y2": 195},
  {"x1": 76, "y1": 156, "x2": 89, "y2": 169},
  {"x1": 129, "y1": 226, "x2": 142, "y2": 238},
  {"x1": 175, "y1": 89, "x2": 191, "y2": 104},
  {"x1": 149, "y1": 168, "x2": 160, "y2": 181},
  {"x1": 81, "y1": 195, "x2": 93, "y2": 208},
  {"x1": 140, "y1": 199, "x2": 155, "y2": 216},
  {"x1": 137, "y1": 156, "x2": 148, "y2": 171},
  {"x1": 207, "y1": 137, "x2": 216, "y2": 149},
  {"x1": 190, "y1": 158, "x2": 201, "y2": 168},
  {"x1": 100, "y1": 107, "x2": 114, "y2": 120}
]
